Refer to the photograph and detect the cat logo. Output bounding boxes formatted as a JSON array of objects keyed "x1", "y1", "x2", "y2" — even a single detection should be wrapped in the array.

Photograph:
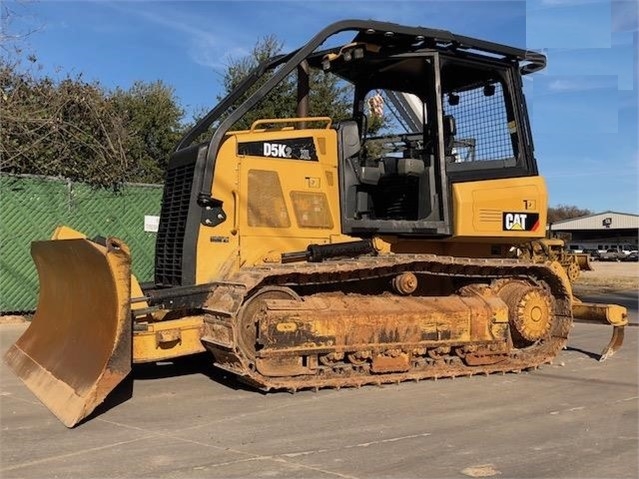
[
  {"x1": 505, "y1": 213, "x2": 526, "y2": 230},
  {"x1": 502, "y1": 212, "x2": 540, "y2": 231}
]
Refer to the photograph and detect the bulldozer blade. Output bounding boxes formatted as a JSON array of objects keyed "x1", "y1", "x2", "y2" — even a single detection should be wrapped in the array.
[
  {"x1": 574, "y1": 253, "x2": 594, "y2": 271},
  {"x1": 3, "y1": 237, "x2": 132, "y2": 427},
  {"x1": 572, "y1": 301, "x2": 628, "y2": 361}
]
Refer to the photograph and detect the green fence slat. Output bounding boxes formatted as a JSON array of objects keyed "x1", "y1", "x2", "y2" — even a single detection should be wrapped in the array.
[{"x1": 0, "y1": 175, "x2": 163, "y2": 312}]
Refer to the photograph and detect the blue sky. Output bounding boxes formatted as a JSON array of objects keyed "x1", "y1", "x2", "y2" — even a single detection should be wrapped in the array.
[{"x1": 6, "y1": 0, "x2": 638, "y2": 213}]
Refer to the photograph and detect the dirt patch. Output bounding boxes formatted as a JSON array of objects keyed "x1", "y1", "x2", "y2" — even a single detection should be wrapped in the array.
[
  {"x1": 461, "y1": 464, "x2": 501, "y2": 477},
  {"x1": 580, "y1": 261, "x2": 639, "y2": 278},
  {"x1": 0, "y1": 315, "x2": 28, "y2": 324},
  {"x1": 575, "y1": 262, "x2": 639, "y2": 291}
]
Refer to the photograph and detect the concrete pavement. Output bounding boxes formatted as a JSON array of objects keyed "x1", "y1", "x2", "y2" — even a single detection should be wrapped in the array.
[{"x1": 1, "y1": 313, "x2": 637, "y2": 478}]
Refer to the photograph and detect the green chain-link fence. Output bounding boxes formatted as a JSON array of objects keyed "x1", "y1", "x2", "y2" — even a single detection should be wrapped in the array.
[{"x1": 0, "y1": 175, "x2": 163, "y2": 312}]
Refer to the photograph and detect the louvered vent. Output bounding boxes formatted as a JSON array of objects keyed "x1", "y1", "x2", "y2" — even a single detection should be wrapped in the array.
[{"x1": 155, "y1": 161, "x2": 196, "y2": 286}]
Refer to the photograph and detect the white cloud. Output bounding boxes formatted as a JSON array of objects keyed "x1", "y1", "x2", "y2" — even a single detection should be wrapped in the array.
[
  {"x1": 547, "y1": 79, "x2": 582, "y2": 92},
  {"x1": 547, "y1": 77, "x2": 616, "y2": 92},
  {"x1": 101, "y1": 2, "x2": 251, "y2": 70}
]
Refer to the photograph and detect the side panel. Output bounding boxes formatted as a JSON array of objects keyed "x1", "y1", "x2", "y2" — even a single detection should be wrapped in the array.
[
  {"x1": 452, "y1": 176, "x2": 547, "y2": 240},
  {"x1": 194, "y1": 127, "x2": 349, "y2": 283},
  {"x1": 236, "y1": 128, "x2": 348, "y2": 267},
  {"x1": 194, "y1": 137, "x2": 242, "y2": 284}
]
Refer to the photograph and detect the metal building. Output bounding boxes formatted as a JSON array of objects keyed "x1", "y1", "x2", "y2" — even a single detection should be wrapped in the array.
[{"x1": 549, "y1": 211, "x2": 639, "y2": 252}]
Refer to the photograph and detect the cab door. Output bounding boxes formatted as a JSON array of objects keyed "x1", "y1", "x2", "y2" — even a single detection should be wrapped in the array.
[{"x1": 235, "y1": 122, "x2": 344, "y2": 266}]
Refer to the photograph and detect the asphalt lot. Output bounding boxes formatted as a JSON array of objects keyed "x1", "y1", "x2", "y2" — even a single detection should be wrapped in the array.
[{"x1": 1, "y1": 298, "x2": 637, "y2": 478}]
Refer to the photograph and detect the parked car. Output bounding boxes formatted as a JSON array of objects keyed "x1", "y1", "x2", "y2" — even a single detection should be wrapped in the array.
[
  {"x1": 582, "y1": 249, "x2": 600, "y2": 260},
  {"x1": 621, "y1": 251, "x2": 639, "y2": 262},
  {"x1": 598, "y1": 249, "x2": 623, "y2": 262}
]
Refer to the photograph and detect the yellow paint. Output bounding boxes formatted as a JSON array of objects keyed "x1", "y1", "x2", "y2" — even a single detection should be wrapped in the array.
[
  {"x1": 133, "y1": 316, "x2": 206, "y2": 363},
  {"x1": 249, "y1": 116, "x2": 332, "y2": 131},
  {"x1": 194, "y1": 120, "x2": 351, "y2": 283},
  {"x1": 490, "y1": 301, "x2": 509, "y2": 323},
  {"x1": 7, "y1": 237, "x2": 134, "y2": 427},
  {"x1": 51, "y1": 226, "x2": 86, "y2": 240},
  {"x1": 452, "y1": 176, "x2": 547, "y2": 239},
  {"x1": 276, "y1": 322, "x2": 298, "y2": 333},
  {"x1": 50, "y1": 226, "x2": 148, "y2": 311}
]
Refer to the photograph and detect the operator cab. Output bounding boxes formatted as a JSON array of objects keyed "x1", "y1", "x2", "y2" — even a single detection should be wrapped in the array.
[{"x1": 308, "y1": 31, "x2": 539, "y2": 237}]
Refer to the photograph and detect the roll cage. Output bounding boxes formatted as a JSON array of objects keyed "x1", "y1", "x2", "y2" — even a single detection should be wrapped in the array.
[{"x1": 176, "y1": 19, "x2": 545, "y2": 210}]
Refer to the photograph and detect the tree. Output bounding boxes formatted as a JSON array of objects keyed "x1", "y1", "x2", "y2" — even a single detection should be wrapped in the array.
[
  {"x1": 216, "y1": 35, "x2": 352, "y2": 132},
  {"x1": 0, "y1": 59, "x2": 130, "y2": 187},
  {"x1": 1, "y1": 57, "x2": 186, "y2": 187},
  {"x1": 111, "y1": 81, "x2": 184, "y2": 183},
  {"x1": 1, "y1": 1, "x2": 42, "y2": 55},
  {"x1": 547, "y1": 204, "x2": 593, "y2": 224}
]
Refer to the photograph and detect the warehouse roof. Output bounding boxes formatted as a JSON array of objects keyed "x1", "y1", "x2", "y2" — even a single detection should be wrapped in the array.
[{"x1": 550, "y1": 211, "x2": 639, "y2": 231}]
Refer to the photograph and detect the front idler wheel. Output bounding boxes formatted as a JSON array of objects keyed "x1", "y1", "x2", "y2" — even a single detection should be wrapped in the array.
[{"x1": 237, "y1": 286, "x2": 301, "y2": 365}]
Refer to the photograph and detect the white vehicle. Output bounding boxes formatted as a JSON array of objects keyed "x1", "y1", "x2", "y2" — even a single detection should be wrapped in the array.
[{"x1": 567, "y1": 242, "x2": 638, "y2": 256}]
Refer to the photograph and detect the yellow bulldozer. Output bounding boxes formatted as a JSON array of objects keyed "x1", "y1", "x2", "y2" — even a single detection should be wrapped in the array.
[{"x1": 5, "y1": 20, "x2": 628, "y2": 427}]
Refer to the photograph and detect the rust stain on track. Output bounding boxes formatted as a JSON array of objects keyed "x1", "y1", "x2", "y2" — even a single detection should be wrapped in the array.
[{"x1": 200, "y1": 255, "x2": 574, "y2": 392}]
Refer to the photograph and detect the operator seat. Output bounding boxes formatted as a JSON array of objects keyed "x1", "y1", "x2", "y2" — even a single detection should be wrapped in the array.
[{"x1": 335, "y1": 120, "x2": 361, "y2": 160}]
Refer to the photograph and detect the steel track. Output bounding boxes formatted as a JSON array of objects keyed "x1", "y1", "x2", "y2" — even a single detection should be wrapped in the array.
[{"x1": 201, "y1": 255, "x2": 573, "y2": 391}]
